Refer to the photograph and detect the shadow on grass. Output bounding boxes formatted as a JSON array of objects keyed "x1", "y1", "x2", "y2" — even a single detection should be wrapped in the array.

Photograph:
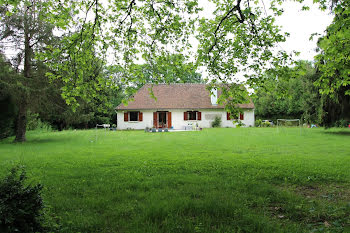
[
  {"x1": 323, "y1": 130, "x2": 350, "y2": 136},
  {"x1": 7, "y1": 137, "x2": 70, "y2": 144}
]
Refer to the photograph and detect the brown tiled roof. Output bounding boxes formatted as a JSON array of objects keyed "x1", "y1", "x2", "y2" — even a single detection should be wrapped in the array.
[{"x1": 116, "y1": 84, "x2": 254, "y2": 110}]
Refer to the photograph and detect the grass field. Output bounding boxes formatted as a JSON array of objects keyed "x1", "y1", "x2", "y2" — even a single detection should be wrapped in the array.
[{"x1": 1, "y1": 128, "x2": 350, "y2": 232}]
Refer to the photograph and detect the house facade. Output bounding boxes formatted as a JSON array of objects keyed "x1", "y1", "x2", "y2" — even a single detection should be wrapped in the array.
[{"x1": 115, "y1": 84, "x2": 255, "y2": 130}]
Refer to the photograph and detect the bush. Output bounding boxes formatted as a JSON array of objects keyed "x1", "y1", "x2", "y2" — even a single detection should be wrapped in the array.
[
  {"x1": 0, "y1": 95, "x2": 16, "y2": 139},
  {"x1": 26, "y1": 111, "x2": 52, "y2": 132},
  {"x1": 262, "y1": 121, "x2": 271, "y2": 127},
  {"x1": 211, "y1": 116, "x2": 222, "y2": 128},
  {"x1": 236, "y1": 120, "x2": 245, "y2": 128},
  {"x1": 334, "y1": 119, "x2": 348, "y2": 128},
  {"x1": 0, "y1": 166, "x2": 59, "y2": 232},
  {"x1": 255, "y1": 119, "x2": 262, "y2": 127}
]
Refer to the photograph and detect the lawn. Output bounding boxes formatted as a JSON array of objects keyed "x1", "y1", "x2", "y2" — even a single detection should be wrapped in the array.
[{"x1": 1, "y1": 128, "x2": 350, "y2": 232}]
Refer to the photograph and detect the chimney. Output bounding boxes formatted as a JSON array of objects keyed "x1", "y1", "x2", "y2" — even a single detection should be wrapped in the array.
[{"x1": 211, "y1": 88, "x2": 217, "y2": 105}]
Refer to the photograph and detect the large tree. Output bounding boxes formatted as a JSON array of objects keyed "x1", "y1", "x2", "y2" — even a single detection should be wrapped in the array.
[
  {"x1": 0, "y1": 1, "x2": 57, "y2": 142},
  {"x1": 0, "y1": 1, "x2": 115, "y2": 141},
  {"x1": 314, "y1": 0, "x2": 350, "y2": 126}
]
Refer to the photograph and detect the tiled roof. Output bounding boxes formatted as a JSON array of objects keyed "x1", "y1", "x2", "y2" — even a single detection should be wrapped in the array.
[{"x1": 116, "y1": 83, "x2": 255, "y2": 110}]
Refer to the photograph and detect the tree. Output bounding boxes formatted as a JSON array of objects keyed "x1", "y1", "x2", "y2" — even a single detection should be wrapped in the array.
[
  {"x1": 253, "y1": 61, "x2": 322, "y2": 124},
  {"x1": 0, "y1": 54, "x2": 18, "y2": 139},
  {"x1": 314, "y1": 1, "x2": 350, "y2": 126},
  {"x1": 128, "y1": 53, "x2": 203, "y2": 89},
  {"x1": 196, "y1": 0, "x2": 291, "y2": 113},
  {"x1": 1, "y1": 1, "x2": 117, "y2": 140},
  {"x1": 0, "y1": 1, "x2": 56, "y2": 142},
  {"x1": 37, "y1": 0, "x2": 289, "y2": 112}
]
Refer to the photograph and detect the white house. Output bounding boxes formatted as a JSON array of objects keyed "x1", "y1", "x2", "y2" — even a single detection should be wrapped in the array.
[{"x1": 115, "y1": 84, "x2": 255, "y2": 130}]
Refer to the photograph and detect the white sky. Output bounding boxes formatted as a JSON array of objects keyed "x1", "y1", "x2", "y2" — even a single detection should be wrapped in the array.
[{"x1": 276, "y1": 0, "x2": 333, "y2": 61}]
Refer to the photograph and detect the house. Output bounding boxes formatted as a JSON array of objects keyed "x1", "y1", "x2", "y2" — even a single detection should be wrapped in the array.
[{"x1": 115, "y1": 84, "x2": 255, "y2": 130}]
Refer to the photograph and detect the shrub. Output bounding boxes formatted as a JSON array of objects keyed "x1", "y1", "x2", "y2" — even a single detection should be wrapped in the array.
[
  {"x1": 0, "y1": 95, "x2": 16, "y2": 139},
  {"x1": 26, "y1": 111, "x2": 52, "y2": 132},
  {"x1": 236, "y1": 120, "x2": 245, "y2": 128},
  {"x1": 334, "y1": 119, "x2": 348, "y2": 128},
  {"x1": 0, "y1": 166, "x2": 59, "y2": 232},
  {"x1": 211, "y1": 116, "x2": 222, "y2": 128},
  {"x1": 262, "y1": 121, "x2": 271, "y2": 127},
  {"x1": 255, "y1": 119, "x2": 262, "y2": 127}
]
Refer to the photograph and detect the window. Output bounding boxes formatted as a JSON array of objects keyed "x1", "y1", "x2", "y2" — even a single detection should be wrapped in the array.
[
  {"x1": 184, "y1": 111, "x2": 202, "y2": 121},
  {"x1": 240, "y1": 113, "x2": 244, "y2": 120},
  {"x1": 129, "y1": 112, "x2": 139, "y2": 121},
  {"x1": 188, "y1": 111, "x2": 197, "y2": 120}
]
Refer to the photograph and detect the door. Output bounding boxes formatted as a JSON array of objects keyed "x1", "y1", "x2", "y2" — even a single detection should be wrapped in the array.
[{"x1": 158, "y1": 112, "x2": 167, "y2": 128}]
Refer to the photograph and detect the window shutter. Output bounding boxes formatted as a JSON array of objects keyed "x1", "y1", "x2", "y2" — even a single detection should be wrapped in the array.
[
  {"x1": 168, "y1": 112, "x2": 172, "y2": 128},
  {"x1": 227, "y1": 112, "x2": 230, "y2": 120},
  {"x1": 153, "y1": 112, "x2": 157, "y2": 128},
  {"x1": 184, "y1": 112, "x2": 188, "y2": 121},
  {"x1": 197, "y1": 112, "x2": 201, "y2": 121},
  {"x1": 124, "y1": 112, "x2": 128, "y2": 122},
  {"x1": 240, "y1": 113, "x2": 244, "y2": 120},
  {"x1": 139, "y1": 112, "x2": 143, "y2": 121}
]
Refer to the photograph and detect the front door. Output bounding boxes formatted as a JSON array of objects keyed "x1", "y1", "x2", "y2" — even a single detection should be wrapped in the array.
[{"x1": 158, "y1": 112, "x2": 167, "y2": 128}]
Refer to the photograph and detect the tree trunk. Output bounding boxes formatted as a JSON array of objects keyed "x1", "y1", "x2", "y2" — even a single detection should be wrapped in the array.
[
  {"x1": 14, "y1": 99, "x2": 28, "y2": 142},
  {"x1": 14, "y1": 4, "x2": 31, "y2": 142}
]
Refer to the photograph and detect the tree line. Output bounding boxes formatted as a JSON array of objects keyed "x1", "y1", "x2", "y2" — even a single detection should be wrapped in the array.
[
  {"x1": 254, "y1": 1, "x2": 350, "y2": 127},
  {"x1": 0, "y1": 0, "x2": 348, "y2": 141}
]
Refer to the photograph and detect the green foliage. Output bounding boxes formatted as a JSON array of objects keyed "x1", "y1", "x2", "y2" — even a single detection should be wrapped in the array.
[
  {"x1": 0, "y1": 55, "x2": 17, "y2": 139},
  {"x1": 128, "y1": 53, "x2": 203, "y2": 88},
  {"x1": 236, "y1": 120, "x2": 245, "y2": 128},
  {"x1": 197, "y1": 0, "x2": 291, "y2": 98},
  {"x1": 255, "y1": 119, "x2": 262, "y2": 127},
  {"x1": 211, "y1": 116, "x2": 222, "y2": 128},
  {"x1": 313, "y1": 2, "x2": 350, "y2": 127},
  {"x1": 253, "y1": 61, "x2": 321, "y2": 124},
  {"x1": 0, "y1": 95, "x2": 16, "y2": 139},
  {"x1": 6, "y1": 0, "x2": 295, "y2": 118},
  {"x1": 0, "y1": 166, "x2": 44, "y2": 232},
  {"x1": 334, "y1": 119, "x2": 349, "y2": 128},
  {"x1": 26, "y1": 111, "x2": 52, "y2": 132},
  {"x1": 262, "y1": 121, "x2": 271, "y2": 127},
  {"x1": 314, "y1": 1, "x2": 350, "y2": 98}
]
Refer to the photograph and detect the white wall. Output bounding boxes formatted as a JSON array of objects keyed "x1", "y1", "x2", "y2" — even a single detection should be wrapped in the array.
[
  {"x1": 116, "y1": 110, "x2": 154, "y2": 130},
  {"x1": 116, "y1": 109, "x2": 255, "y2": 130}
]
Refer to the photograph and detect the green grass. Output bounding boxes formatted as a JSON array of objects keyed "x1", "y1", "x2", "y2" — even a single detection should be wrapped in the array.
[{"x1": 1, "y1": 128, "x2": 350, "y2": 232}]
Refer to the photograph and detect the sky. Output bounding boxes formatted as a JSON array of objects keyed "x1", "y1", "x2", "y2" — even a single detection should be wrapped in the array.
[{"x1": 276, "y1": 0, "x2": 333, "y2": 61}]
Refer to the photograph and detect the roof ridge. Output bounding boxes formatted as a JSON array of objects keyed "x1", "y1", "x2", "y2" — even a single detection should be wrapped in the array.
[{"x1": 144, "y1": 83, "x2": 206, "y2": 86}]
